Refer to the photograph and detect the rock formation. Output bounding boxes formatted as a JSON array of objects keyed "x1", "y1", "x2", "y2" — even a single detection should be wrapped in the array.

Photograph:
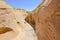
[
  {"x1": 0, "y1": 0, "x2": 60, "y2": 40},
  {"x1": 0, "y1": 0, "x2": 37, "y2": 40},
  {"x1": 0, "y1": 0, "x2": 12, "y2": 8},
  {"x1": 26, "y1": 0, "x2": 60, "y2": 40}
]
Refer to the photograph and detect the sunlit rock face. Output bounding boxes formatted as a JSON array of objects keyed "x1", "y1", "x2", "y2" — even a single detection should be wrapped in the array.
[
  {"x1": 0, "y1": 1, "x2": 37, "y2": 40},
  {"x1": 0, "y1": 1, "x2": 12, "y2": 8},
  {"x1": 26, "y1": 0, "x2": 60, "y2": 40}
]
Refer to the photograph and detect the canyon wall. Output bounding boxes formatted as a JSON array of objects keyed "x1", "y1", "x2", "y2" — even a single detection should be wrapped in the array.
[
  {"x1": 31, "y1": 0, "x2": 60, "y2": 40},
  {"x1": 0, "y1": 0, "x2": 60, "y2": 40}
]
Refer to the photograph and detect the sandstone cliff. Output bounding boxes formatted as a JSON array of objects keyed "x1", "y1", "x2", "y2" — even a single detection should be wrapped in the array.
[
  {"x1": 26, "y1": 0, "x2": 60, "y2": 40},
  {"x1": 0, "y1": 0, "x2": 60, "y2": 40}
]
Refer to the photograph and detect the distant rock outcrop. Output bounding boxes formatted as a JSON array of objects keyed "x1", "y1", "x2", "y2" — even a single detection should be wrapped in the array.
[{"x1": 0, "y1": 0, "x2": 12, "y2": 8}]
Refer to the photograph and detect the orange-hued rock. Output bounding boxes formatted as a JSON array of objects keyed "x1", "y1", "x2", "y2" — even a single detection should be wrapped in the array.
[
  {"x1": 32, "y1": 0, "x2": 60, "y2": 40},
  {"x1": 0, "y1": 0, "x2": 60, "y2": 40},
  {"x1": 26, "y1": 0, "x2": 60, "y2": 40}
]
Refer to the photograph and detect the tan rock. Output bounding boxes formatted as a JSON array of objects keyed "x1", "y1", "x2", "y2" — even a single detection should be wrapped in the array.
[
  {"x1": 0, "y1": 0, "x2": 12, "y2": 8},
  {"x1": 0, "y1": 1, "x2": 37, "y2": 40}
]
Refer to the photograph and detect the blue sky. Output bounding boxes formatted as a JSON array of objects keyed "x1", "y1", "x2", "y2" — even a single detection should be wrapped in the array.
[{"x1": 4, "y1": 0, "x2": 42, "y2": 11}]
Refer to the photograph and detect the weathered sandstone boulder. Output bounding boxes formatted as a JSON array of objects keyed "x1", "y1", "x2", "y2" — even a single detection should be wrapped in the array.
[{"x1": 0, "y1": 1, "x2": 37, "y2": 40}]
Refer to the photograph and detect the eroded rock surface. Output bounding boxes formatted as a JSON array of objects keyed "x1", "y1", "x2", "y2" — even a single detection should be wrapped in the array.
[
  {"x1": 0, "y1": 1, "x2": 37, "y2": 40},
  {"x1": 32, "y1": 0, "x2": 60, "y2": 40},
  {"x1": 26, "y1": 0, "x2": 60, "y2": 40}
]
